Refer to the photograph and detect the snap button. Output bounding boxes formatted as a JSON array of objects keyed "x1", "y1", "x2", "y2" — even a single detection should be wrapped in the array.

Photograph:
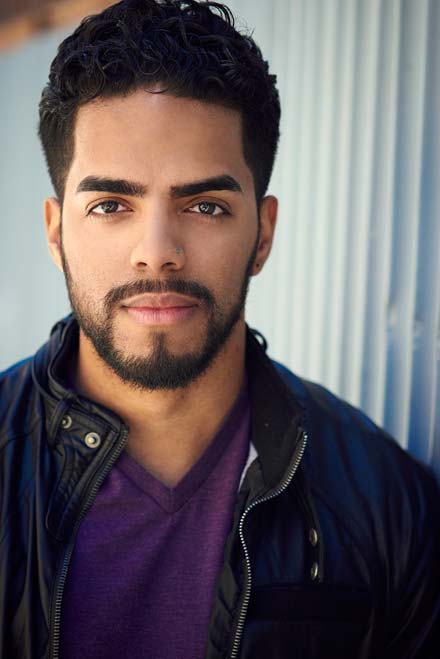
[
  {"x1": 310, "y1": 562, "x2": 319, "y2": 581},
  {"x1": 61, "y1": 415, "x2": 72, "y2": 430},
  {"x1": 84, "y1": 432, "x2": 101, "y2": 449},
  {"x1": 309, "y1": 528, "x2": 318, "y2": 546}
]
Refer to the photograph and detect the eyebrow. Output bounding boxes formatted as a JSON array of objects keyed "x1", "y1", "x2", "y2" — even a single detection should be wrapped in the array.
[{"x1": 75, "y1": 174, "x2": 243, "y2": 198}]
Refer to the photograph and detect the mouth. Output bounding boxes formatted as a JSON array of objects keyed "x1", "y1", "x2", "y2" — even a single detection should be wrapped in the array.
[{"x1": 122, "y1": 293, "x2": 199, "y2": 326}]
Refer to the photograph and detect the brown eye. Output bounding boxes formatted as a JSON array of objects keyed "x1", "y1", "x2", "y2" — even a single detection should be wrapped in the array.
[
  {"x1": 87, "y1": 199, "x2": 130, "y2": 219},
  {"x1": 97, "y1": 201, "x2": 120, "y2": 214},
  {"x1": 188, "y1": 201, "x2": 228, "y2": 216},
  {"x1": 199, "y1": 202, "x2": 216, "y2": 214},
  {"x1": 90, "y1": 201, "x2": 122, "y2": 215}
]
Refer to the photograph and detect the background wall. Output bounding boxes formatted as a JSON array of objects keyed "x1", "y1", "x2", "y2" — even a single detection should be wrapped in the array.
[{"x1": 1, "y1": 0, "x2": 439, "y2": 478}]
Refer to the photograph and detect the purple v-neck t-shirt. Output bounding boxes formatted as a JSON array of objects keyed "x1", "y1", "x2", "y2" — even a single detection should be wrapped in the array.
[{"x1": 60, "y1": 379, "x2": 251, "y2": 659}]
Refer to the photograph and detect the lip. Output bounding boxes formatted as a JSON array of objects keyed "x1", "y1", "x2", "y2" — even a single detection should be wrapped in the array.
[
  {"x1": 122, "y1": 293, "x2": 199, "y2": 309},
  {"x1": 124, "y1": 304, "x2": 198, "y2": 326}
]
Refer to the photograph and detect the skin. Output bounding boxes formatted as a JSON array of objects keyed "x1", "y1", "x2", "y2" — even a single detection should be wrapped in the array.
[{"x1": 45, "y1": 88, "x2": 278, "y2": 486}]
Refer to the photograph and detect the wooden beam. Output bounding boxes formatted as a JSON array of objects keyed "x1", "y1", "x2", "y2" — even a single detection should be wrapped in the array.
[{"x1": 0, "y1": 0, "x2": 115, "y2": 52}]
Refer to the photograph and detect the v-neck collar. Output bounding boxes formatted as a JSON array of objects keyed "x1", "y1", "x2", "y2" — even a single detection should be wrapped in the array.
[{"x1": 116, "y1": 376, "x2": 250, "y2": 514}]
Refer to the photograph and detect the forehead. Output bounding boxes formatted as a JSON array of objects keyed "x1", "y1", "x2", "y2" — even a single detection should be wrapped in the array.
[{"x1": 66, "y1": 89, "x2": 254, "y2": 197}]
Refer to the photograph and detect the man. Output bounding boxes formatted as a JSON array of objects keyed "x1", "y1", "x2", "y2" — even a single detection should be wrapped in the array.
[{"x1": 0, "y1": 0, "x2": 439, "y2": 657}]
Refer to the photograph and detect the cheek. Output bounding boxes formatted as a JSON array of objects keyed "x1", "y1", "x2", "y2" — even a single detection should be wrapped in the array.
[
  {"x1": 198, "y1": 241, "x2": 252, "y2": 302},
  {"x1": 63, "y1": 229, "x2": 127, "y2": 299},
  {"x1": 199, "y1": 223, "x2": 254, "y2": 267}
]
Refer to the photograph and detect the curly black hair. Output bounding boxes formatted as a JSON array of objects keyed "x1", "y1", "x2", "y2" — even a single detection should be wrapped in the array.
[{"x1": 38, "y1": 0, "x2": 281, "y2": 210}]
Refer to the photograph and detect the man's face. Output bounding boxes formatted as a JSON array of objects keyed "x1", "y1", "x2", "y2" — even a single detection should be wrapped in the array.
[{"x1": 46, "y1": 88, "x2": 276, "y2": 390}]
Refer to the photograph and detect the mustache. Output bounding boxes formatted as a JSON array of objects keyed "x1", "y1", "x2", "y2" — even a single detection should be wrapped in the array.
[{"x1": 104, "y1": 278, "x2": 216, "y2": 311}]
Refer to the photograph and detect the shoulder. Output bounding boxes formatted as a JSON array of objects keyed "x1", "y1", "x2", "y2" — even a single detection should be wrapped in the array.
[
  {"x1": 0, "y1": 355, "x2": 44, "y2": 458},
  {"x1": 0, "y1": 318, "x2": 67, "y2": 446},
  {"x1": 272, "y1": 359, "x2": 440, "y2": 622},
  {"x1": 273, "y1": 358, "x2": 435, "y2": 476},
  {"x1": 0, "y1": 358, "x2": 42, "y2": 526},
  {"x1": 272, "y1": 358, "x2": 439, "y2": 536},
  {"x1": 0, "y1": 357, "x2": 35, "y2": 424}
]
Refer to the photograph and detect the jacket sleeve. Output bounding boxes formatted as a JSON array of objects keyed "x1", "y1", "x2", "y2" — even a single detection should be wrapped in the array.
[{"x1": 384, "y1": 466, "x2": 440, "y2": 658}]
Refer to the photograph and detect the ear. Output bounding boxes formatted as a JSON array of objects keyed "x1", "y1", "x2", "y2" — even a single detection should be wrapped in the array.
[
  {"x1": 44, "y1": 197, "x2": 63, "y2": 272},
  {"x1": 251, "y1": 194, "x2": 278, "y2": 275}
]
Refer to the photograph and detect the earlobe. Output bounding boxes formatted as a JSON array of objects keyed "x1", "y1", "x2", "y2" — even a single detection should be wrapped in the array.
[{"x1": 44, "y1": 197, "x2": 63, "y2": 272}]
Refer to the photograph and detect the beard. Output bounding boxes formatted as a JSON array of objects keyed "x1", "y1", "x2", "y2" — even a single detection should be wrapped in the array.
[{"x1": 60, "y1": 230, "x2": 259, "y2": 392}]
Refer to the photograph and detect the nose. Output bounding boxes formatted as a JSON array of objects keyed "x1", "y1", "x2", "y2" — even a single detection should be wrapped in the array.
[{"x1": 129, "y1": 211, "x2": 185, "y2": 275}]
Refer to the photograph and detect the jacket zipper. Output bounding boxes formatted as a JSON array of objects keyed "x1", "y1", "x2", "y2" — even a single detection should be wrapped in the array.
[
  {"x1": 49, "y1": 428, "x2": 129, "y2": 659},
  {"x1": 229, "y1": 428, "x2": 308, "y2": 659}
]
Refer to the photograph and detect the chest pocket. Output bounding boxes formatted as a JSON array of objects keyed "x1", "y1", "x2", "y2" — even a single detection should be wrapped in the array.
[{"x1": 241, "y1": 584, "x2": 372, "y2": 658}]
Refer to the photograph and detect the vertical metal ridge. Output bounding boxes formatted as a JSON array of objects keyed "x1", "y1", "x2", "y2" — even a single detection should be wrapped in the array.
[
  {"x1": 339, "y1": 0, "x2": 382, "y2": 406},
  {"x1": 306, "y1": 0, "x2": 338, "y2": 381},
  {"x1": 384, "y1": 0, "x2": 430, "y2": 447},
  {"x1": 321, "y1": 0, "x2": 357, "y2": 391},
  {"x1": 360, "y1": 0, "x2": 401, "y2": 426},
  {"x1": 270, "y1": 0, "x2": 306, "y2": 360},
  {"x1": 407, "y1": 0, "x2": 440, "y2": 463},
  {"x1": 288, "y1": 0, "x2": 321, "y2": 375}
]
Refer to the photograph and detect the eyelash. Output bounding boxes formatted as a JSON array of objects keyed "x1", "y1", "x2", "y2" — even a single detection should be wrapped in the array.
[{"x1": 86, "y1": 199, "x2": 230, "y2": 220}]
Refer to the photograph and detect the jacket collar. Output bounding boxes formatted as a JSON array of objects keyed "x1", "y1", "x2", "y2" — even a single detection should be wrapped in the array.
[
  {"x1": 32, "y1": 314, "x2": 306, "y2": 489},
  {"x1": 32, "y1": 315, "x2": 125, "y2": 437},
  {"x1": 245, "y1": 328, "x2": 305, "y2": 488}
]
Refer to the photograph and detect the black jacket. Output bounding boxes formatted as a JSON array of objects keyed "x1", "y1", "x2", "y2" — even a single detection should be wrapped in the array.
[{"x1": 1, "y1": 315, "x2": 439, "y2": 659}]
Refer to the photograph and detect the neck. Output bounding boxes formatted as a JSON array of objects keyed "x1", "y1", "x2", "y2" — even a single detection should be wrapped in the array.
[{"x1": 73, "y1": 321, "x2": 247, "y2": 486}]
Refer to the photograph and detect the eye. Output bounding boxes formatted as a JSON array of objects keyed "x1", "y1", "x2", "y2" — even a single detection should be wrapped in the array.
[
  {"x1": 187, "y1": 201, "x2": 228, "y2": 217},
  {"x1": 87, "y1": 199, "x2": 129, "y2": 218}
]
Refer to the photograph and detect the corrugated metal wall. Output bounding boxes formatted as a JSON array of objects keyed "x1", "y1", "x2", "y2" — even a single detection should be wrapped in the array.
[{"x1": 1, "y1": 0, "x2": 439, "y2": 477}]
